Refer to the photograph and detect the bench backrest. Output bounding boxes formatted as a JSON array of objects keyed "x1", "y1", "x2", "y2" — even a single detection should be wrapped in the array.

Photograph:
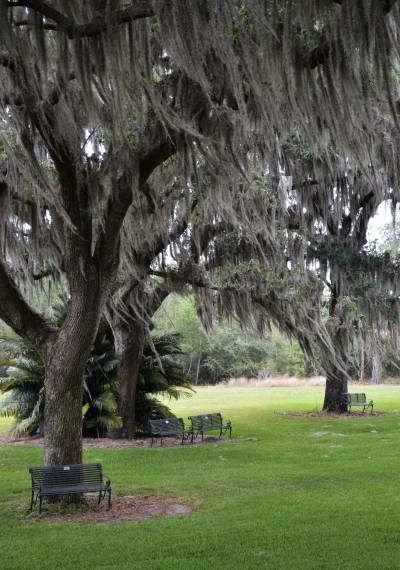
[
  {"x1": 149, "y1": 417, "x2": 185, "y2": 434},
  {"x1": 342, "y1": 393, "x2": 367, "y2": 404},
  {"x1": 29, "y1": 463, "x2": 103, "y2": 490},
  {"x1": 188, "y1": 413, "x2": 223, "y2": 430}
]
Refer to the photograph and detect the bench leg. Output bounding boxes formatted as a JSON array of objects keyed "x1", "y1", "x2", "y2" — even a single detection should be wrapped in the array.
[
  {"x1": 98, "y1": 490, "x2": 102, "y2": 504},
  {"x1": 29, "y1": 490, "x2": 34, "y2": 511},
  {"x1": 39, "y1": 495, "x2": 43, "y2": 514},
  {"x1": 108, "y1": 489, "x2": 112, "y2": 509},
  {"x1": 229, "y1": 425, "x2": 232, "y2": 439},
  {"x1": 151, "y1": 436, "x2": 154, "y2": 447}
]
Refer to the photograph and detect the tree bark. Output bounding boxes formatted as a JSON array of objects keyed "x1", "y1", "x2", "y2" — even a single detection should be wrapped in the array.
[
  {"x1": 321, "y1": 280, "x2": 353, "y2": 413},
  {"x1": 43, "y1": 357, "x2": 84, "y2": 465},
  {"x1": 322, "y1": 367, "x2": 348, "y2": 412},
  {"x1": 371, "y1": 343, "x2": 383, "y2": 384},
  {"x1": 359, "y1": 336, "x2": 366, "y2": 383},
  {"x1": 108, "y1": 320, "x2": 145, "y2": 438},
  {"x1": 43, "y1": 272, "x2": 108, "y2": 465}
]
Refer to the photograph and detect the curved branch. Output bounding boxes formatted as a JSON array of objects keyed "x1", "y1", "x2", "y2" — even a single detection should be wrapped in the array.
[
  {"x1": 0, "y1": 258, "x2": 55, "y2": 347},
  {"x1": 8, "y1": 0, "x2": 71, "y2": 28},
  {"x1": 95, "y1": 125, "x2": 181, "y2": 271},
  {"x1": 71, "y1": 2, "x2": 155, "y2": 38},
  {"x1": 8, "y1": 0, "x2": 154, "y2": 38}
]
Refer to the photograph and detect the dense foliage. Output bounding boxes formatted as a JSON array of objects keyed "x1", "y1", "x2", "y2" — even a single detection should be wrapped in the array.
[
  {"x1": 135, "y1": 334, "x2": 194, "y2": 432},
  {"x1": 154, "y1": 295, "x2": 312, "y2": 384},
  {"x1": 0, "y1": 324, "x2": 192, "y2": 437}
]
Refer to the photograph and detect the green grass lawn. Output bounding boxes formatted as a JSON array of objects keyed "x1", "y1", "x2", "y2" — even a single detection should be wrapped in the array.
[{"x1": 1, "y1": 384, "x2": 400, "y2": 569}]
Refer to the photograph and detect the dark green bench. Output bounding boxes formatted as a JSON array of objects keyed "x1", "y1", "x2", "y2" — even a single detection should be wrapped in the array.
[
  {"x1": 149, "y1": 417, "x2": 192, "y2": 446},
  {"x1": 342, "y1": 393, "x2": 374, "y2": 413},
  {"x1": 29, "y1": 463, "x2": 111, "y2": 513},
  {"x1": 188, "y1": 413, "x2": 232, "y2": 441}
]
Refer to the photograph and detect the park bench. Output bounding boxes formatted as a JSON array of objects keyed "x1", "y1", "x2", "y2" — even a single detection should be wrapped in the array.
[
  {"x1": 188, "y1": 413, "x2": 232, "y2": 441},
  {"x1": 149, "y1": 417, "x2": 192, "y2": 446},
  {"x1": 29, "y1": 463, "x2": 111, "y2": 513},
  {"x1": 342, "y1": 392, "x2": 374, "y2": 413}
]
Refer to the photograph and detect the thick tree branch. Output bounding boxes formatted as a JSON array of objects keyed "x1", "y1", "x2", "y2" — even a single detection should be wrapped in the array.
[
  {"x1": 0, "y1": 258, "x2": 55, "y2": 347},
  {"x1": 8, "y1": 0, "x2": 71, "y2": 29},
  {"x1": 94, "y1": 171, "x2": 135, "y2": 272},
  {"x1": 95, "y1": 125, "x2": 181, "y2": 271},
  {"x1": 148, "y1": 267, "x2": 230, "y2": 292},
  {"x1": 8, "y1": 0, "x2": 154, "y2": 38},
  {"x1": 139, "y1": 132, "x2": 180, "y2": 187},
  {"x1": 148, "y1": 283, "x2": 171, "y2": 315},
  {"x1": 145, "y1": 198, "x2": 199, "y2": 263},
  {"x1": 71, "y1": 2, "x2": 155, "y2": 38}
]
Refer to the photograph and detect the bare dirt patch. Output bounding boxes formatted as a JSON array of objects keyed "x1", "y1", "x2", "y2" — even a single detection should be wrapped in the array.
[
  {"x1": 0, "y1": 433, "x2": 229, "y2": 448},
  {"x1": 27, "y1": 494, "x2": 194, "y2": 524},
  {"x1": 277, "y1": 411, "x2": 386, "y2": 418}
]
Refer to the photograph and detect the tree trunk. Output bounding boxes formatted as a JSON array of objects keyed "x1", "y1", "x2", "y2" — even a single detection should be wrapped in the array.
[
  {"x1": 43, "y1": 358, "x2": 84, "y2": 465},
  {"x1": 323, "y1": 368, "x2": 348, "y2": 412},
  {"x1": 359, "y1": 336, "x2": 366, "y2": 384},
  {"x1": 42, "y1": 274, "x2": 108, "y2": 466},
  {"x1": 195, "y1": 353, "x2": 201, "y2": 384},
  {"x1": 321, "y1": 282, "x2": 353, "y2": 413},
  {"x1": 371, "y1": 344, "x2": 383, "y2": 384},
  {"x1": 109, "y1": 321, "x2": 146, "y2": 438}
]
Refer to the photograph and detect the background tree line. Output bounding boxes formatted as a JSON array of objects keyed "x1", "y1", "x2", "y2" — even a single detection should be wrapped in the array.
[{"x1": 154, "y1": 294, "x2": 313, "y2": 383}]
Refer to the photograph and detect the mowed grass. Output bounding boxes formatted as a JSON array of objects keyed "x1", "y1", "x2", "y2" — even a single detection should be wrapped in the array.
[{"x1": 1, "y1": 384, "x2": 400, "y2": 569}]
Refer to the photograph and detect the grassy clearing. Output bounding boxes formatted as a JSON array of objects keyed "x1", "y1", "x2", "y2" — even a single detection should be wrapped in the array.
[{"x1": 1, "y1": 384, "x2": 400, "y2": 569}]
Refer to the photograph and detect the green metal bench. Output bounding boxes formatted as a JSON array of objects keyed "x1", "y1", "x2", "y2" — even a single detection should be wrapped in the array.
[
  {"x1": 29, "y1": 463, "x2": 111, "y2": 513},
  {"x1": 149, "y1": 417, "x2": 192, "y2": 446},
  {"x1": 188, "y1": 412, "x2": 232, "y2": 441},
  {"x1": 342, "y1": 392, "x2": 374, "y2": 413}
]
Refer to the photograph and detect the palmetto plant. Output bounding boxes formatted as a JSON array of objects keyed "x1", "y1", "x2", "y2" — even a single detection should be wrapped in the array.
[
  {"x1": 81, "y1": 320, "x2": 121, "y2": 437},
  {"x1": 0, "y1": 321, "x2": 193, "y2": 437},
  {"x1": 0, "y1": 338, "x2": 45, "y2": 437},
  {"x1": 135, "y1": 334, "x2": 194, "y2": 432},
  {"x1": 0, "y1": 325, "x2": 121, "y2": 437}
]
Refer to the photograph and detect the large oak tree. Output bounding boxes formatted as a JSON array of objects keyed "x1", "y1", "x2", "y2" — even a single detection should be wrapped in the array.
[{"x1": 1, "y1": 0, "x2": 400, "y2": 463}]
